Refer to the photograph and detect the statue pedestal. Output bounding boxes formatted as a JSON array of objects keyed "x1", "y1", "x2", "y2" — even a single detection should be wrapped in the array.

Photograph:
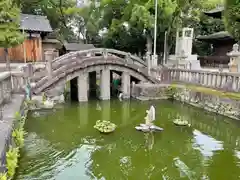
[
  {"x1": 177, "y1": 54, "x2": 201, "y2": 70},
  {"x1": 135, "y1": 105, "x2": 163, "y2": 132},
  {"x1": 167, "y1": 54, "x2": 201, "y2": 70},
  {"x1": 135, "y1": 124, "x2": 163, "y2": 132}
]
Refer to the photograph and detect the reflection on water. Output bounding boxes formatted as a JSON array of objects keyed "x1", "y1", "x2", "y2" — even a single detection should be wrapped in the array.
[
  {"x1": 15, "y1": 100, "x2": 240, "y2": 180},
  {"x1": 192, "y1": 129, "x2": 223, "y2": 157}
]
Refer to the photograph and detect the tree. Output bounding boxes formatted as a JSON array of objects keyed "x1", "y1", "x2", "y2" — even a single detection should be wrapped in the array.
[
  {"x1": 224, "y1": 0, "x2": 240, "y2": 41},
  {"x1": 71, "y1": 2, "x2": 101, "y2": 44},
  {"x1": 85, "y1": 0, "x2": 223, "y2": 59},
  {"x1": 15, "y1": 0, "x2": 224, "y2": 58},
  {"x1": 0, "y1": 0, "x2": 24, "y2": 70}
]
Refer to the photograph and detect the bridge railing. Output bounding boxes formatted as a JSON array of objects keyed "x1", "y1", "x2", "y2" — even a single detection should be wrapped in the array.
[
  {"x1": 0, "y1": 70, "x2": 32, "y2": 95},
  {"x1": 11, "y1": 71, "x2": 28, "y2": 93},
  {"x1": 50, "y1": 48, "x2": 147, "y2": 67},
  {"x1": 0, "y1": 72, "x2": 12, "y2": 106},
  {"x1": 30, "y1": 48, "x2": 148, "y2": 82},
  {"x1": 168, "y1": 68, "x2": 240, "y2": 92}
]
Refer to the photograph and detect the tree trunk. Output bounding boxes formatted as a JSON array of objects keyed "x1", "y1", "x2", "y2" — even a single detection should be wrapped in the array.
[{"x1": 4, "y1": 48, "x2": 10, "y2": 71}]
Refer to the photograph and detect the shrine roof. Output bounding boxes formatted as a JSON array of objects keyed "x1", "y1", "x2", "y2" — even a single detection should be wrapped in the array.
[
  {"x1": 20, "y1": 14, "x2": 53, "y2": 32},
  {"x1": 204, "y1": 6, "x2": 224, "y2": 18},
  {"x1": 196, "y1": 31, "x2": 234, "y2": 42}
]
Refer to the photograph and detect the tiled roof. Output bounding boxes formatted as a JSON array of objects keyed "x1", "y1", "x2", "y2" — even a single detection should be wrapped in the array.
[
  {"x1": 204, "y1": 6, "x2": 224, "y2": 14},
  {"x1": 20, "y1": 14, "x2": 53, "y2": 32},
  {"x1": 196, "y1": 31, "x2": 233, "y2": 41},
  {"x1": 64, "y1": 43, "x2": 95, "y2": 51}
]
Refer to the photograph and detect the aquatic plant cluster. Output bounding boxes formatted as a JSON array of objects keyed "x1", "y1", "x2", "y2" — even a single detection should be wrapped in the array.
[
  {"x1": 173, "y1": 119, "x2": 189, "y2": 126},
  {"x1": 0, "y1": 100, "x2": 29, "y2": 180},
  {"x1": 94, "y1": 120, "x2": 117, "y2": 133}
]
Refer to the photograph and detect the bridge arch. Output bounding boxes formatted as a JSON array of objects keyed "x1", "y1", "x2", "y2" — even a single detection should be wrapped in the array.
[{"x1": 32, "y1": 49, "x2": 159, "y2": 101}]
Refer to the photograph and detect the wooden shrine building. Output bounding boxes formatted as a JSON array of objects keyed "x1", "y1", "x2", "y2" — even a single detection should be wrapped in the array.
[
  {"x1": 0, "y1": 14, "x2": 61, "y2": 63},
  {"x1": 197, "y1": 6, "x2": 237, "y2": 68}
]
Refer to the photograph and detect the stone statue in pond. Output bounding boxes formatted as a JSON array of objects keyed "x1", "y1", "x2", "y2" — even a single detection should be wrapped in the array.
[
  {"x1": 135, "y1": 105, "x2": 163, "y2": 132},
  {"x1": 145, "y1": 106, "x2": 155, "y2": 126}
]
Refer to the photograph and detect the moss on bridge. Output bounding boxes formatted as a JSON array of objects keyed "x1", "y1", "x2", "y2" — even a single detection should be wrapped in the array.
[{"x1": 170, "y1": 83, "x2": 240, "y2": 100}]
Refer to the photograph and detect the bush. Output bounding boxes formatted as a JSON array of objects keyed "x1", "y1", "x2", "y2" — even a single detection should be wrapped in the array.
[
  {"x1": 12, "y1": 128, "x2": 27, "y2": 148},
  {"x1": 0, "y1": 173, "x2": 7, "y2": 180},
  {"x1": 14, "y1": 111, "x2": 26, "y2": 128},
  {"x1": 6, "y1": 147, "x2": 19, "y2": 179}
]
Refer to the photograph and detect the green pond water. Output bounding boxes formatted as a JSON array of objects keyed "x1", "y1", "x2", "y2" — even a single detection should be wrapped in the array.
[{"x1": 15, "y1": 100, "x2": 240, "y2": 180}]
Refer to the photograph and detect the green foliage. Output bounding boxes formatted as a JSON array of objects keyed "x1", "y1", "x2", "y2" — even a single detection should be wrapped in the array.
[
  {"x1": 24, "y1": 99, "x2": 37, "y2": 110},
  {"x1": 12, "y1": 128, "x2": 27, "y2": 148},
  {"x1": 224, "y1": 0, "x2": 240, "y2": 40},
  {"x1": 17, "y1": 0, "x2": 224, "y2": 55},
  {"x1": 0, "y1": 173, "x2": 7, "y2": 180},
  {"x1": 130, "y1": 4, "x2": 154, "y2": 30},
  {"x1": 6, "y1": 146, "x2": 19, "y2": 179},
  {"x1": 14, "y1": 111, "x2": 21, "y2": 121},
  {"x1": 14, "y1": 111, "x2": 26, "y2": 128},
  {"x1": 0, "y1": 0, "x2": 24, "y2": 48},
  {"x1": 165, "y1": 86, "x2": 177, "y2": 99},
  {"x1": 173, "y1": 119, "x2": 189, "y2": 126},
  {"x1": 86, "y1": 0, "x2": 223, "y2": 55}
]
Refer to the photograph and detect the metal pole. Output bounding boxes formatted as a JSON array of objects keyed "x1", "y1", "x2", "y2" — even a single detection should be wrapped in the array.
[
  {"x1": 153, "y1": 0, "x2": 158, "y2": 57},
  {"x1": 163, "y1": 31, "x2": 167, "y2": 64}
]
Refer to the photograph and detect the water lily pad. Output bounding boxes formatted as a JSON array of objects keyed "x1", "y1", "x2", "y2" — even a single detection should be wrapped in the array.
[{"x1": 94, "y1": 120, "x2": 117, "y2": 133}]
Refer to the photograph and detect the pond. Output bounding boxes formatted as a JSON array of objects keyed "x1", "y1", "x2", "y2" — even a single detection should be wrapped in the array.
[{"x1": 15, "y1": 100, "x2": 240, "y2": 180}]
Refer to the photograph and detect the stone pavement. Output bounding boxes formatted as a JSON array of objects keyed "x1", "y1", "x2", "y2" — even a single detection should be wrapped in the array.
[{"x1": 0, "y1": 94, "x2": 25, "y2": 170}]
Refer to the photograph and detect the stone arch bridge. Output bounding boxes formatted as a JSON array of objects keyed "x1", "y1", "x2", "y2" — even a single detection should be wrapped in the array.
[{"x1": 25, "y1": 48, "x2": 166, "y2": 101}]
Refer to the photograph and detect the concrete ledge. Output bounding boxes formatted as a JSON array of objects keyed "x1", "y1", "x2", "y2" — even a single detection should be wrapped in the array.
[{"x1": 0, "y1": 94, "x2": 25, "y2": 168}]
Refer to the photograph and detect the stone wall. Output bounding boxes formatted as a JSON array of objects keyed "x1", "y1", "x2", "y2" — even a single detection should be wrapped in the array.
[
  {"x1": 171, "y1": 86, "x2": 240, "y2": 120},
  {"x1": 132, "y1": 83, "x2": 240, "y2": 120},
  {"x1": 131, "y1": 83, "x2": 170, "y2": 100}
]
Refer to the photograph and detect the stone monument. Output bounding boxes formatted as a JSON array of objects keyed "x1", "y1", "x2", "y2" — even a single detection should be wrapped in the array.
[{"x1": 168, "y1": 28, "x2": 201, "y2": 70}]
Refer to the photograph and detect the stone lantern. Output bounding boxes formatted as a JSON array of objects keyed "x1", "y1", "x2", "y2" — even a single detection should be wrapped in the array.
[{"x1": 227, "y1": 44, "x2": 240, "y2": 72}]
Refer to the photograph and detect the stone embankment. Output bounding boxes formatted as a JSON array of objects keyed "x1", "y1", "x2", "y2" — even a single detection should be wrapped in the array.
[
  {"x1": 132, "y1": 83, "x2": 240, "y2": 120},
  {"x1": 0, "y1": 95, "x2": 25, "y2": 170}
]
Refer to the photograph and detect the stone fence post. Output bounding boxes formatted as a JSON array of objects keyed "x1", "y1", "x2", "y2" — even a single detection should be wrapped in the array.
[
  {"x1": 227, "y1": 44, "x2": 240, "y2": 72},
  {"x1": 22, "y1": 63, "x2": 33, "y2": 78},
  {"x1": 146, "y1": 51, "x2": 152, "y2": 75},
  {"x1": 44, "y1": 50, "x2": 54, "y2": 79}
]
